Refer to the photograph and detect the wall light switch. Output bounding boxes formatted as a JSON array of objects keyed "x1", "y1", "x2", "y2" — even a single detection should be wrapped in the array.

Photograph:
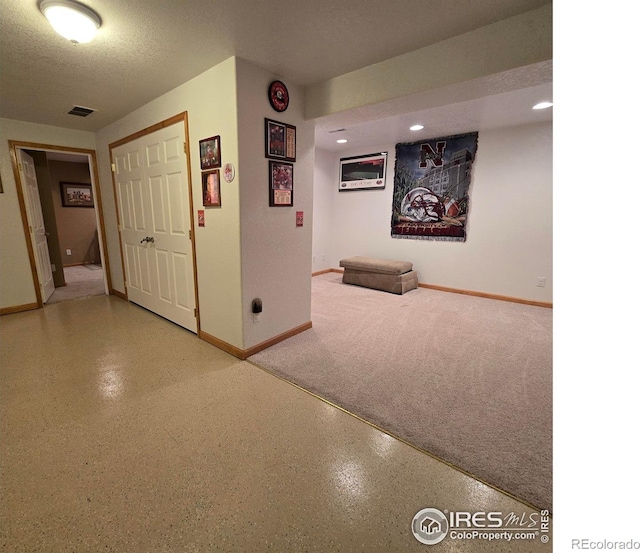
[{"x1": 66, "y1": 249, "x2": 72, "y2": 256}]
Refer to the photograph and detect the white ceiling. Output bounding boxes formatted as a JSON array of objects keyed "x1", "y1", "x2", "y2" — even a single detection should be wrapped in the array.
[
  {"x1": 314, "y1": 74, "x2": 553, "y2": 152},
  {"x1": 0, "y1": 0, "x2": 552, "y2": 148}
]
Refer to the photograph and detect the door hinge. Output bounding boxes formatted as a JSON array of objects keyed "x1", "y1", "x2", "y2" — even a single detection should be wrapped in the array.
[
  {"x1": 29, "y1": 225, "x2": 33, "y2": 233},
  {"x1": 111, "y1": 163, "x2": 116, "y2": 172},
  {"x1": 189, "y1": 230, "x2": 192, "y2": 240},
  {"x1": 193, "y1": 307, "x2": 198, "y2": 317},
  {"x1": 183, "y1": 142, "x2": 187, "y2": 153},
  {"x1": 18, "y1": 163, "x2": 23, "y2": 173}
]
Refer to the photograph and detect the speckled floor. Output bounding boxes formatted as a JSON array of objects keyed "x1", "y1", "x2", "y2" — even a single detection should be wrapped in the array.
[{"x1": 0, "y1": 296, "x2": 552, "y2": 552}]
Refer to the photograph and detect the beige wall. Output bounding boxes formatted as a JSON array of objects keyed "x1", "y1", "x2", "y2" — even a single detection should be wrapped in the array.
[
  {"x1": 95, "y1": 57, "x2": 244, "y2": 348},
  {"x1": 95, "y1": 56, "x2": 316, "y2": 351},
  {"x1": 305, "y1": 5, "x2": 552, "y2": 119},
  {"x1": 2, "y1": 8, "x2": 552, "y2": 318},
  {"x1": 236, "y1": 59, "x2": 314, "y2": 350},
  {"x1": 313, "y1": 121, "x2": 553, "y2": 303},
  {"x1": 0, "y1": 119, "x2": 96, "y2": 310}
]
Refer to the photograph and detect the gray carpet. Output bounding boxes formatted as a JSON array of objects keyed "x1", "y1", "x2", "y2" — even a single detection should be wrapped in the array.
[
  {"x1": 47, "y1": 264, "x2": 105, "y2": 304},
  {"x1": 249, "y1": 272, "x2": 552, "y2": 510}
]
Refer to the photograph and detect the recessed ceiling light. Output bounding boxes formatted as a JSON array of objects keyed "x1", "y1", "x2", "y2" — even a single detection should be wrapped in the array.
[
  {"x1": 410, "y1": 124, "x2": 424, "y2": 131},
  {"x1": 336, "y1": 139, "x2": 348, "y2": 144},
  {"x1": 532, "y1": 102, "x2": 553, "y2": 110},
  {"x1": 40, "y1": 0, "x2": 102, "y2": 44}
]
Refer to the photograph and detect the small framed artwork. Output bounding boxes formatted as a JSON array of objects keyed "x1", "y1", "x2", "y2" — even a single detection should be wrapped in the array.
[
  {"x1": 269, "y1": 161, "x2": 293, "y2": 207},
  {"x1": 268, "y1": 80, "x2": 289, "y2": 112},
  {"x1": 202, "y1": 170, "x2": 221, "y2": 207},
  {"x1": 61, "y1": 182, "x2": 94, "y2": 207},
  {"x1": 339, "y1": 152, "x2": 388, "y2": 191},
  {"x1": 265, "y1": 118, "x2": 296, "y2": 162},
  {"x1": 199, "y1": 136, "x2": 221, "y2": 169}
]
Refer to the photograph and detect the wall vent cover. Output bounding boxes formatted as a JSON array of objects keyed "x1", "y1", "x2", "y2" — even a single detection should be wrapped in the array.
[{"x1": 68, "y1": 106, "x2": 95, "y2": 117}]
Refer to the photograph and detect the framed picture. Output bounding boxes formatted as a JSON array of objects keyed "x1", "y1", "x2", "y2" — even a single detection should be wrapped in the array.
[
  {"x1": 265, "y1": 118, "x2": 296, "y2": 161},
  {"x1": 269, "y1": 161, "x2": 293, "y2": 207},
  {"x1": 202, "y1": 170, "x2": 221, "y2": 207},
  {"x1": 199, "y1": 136, "x2": 221, "y2": 169},
  {"x1": 339, "y1": 152, "x2": 388, "y2": 191},
  {"x1": 61, "y1": 182, "x2": 94, "y2": 207}
]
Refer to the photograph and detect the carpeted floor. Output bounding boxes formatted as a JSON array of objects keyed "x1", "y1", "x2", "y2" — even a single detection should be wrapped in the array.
[
  {"x1": 249, "y1": 272, "x2": 552, "y2": 510},
  {"x1": 47, "y1": 264, "x2": 105, "y2": 304}
]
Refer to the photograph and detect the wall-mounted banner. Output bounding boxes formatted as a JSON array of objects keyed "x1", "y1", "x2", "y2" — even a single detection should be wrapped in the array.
[{"x1": 391, "y1": 132, "x2": 478, "y2": 241}]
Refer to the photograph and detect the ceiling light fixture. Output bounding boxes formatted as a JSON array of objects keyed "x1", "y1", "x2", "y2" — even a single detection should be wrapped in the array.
[
  {"x1": 40, "y1": 0, "x2": 102, "y2": 44},
  {"x1": 410, "y1": 124, "x2": 424, "y2": 131},
  {"x1": 336, "y1": 139, "x2": 348, "y2": 144},
  {"x1": 532, "y1": 102, "x2": 553, "y2": 110}
]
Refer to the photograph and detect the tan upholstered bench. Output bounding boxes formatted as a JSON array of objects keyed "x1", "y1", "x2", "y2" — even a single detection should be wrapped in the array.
[{"x1": 339, "y1": 256, "x2": 418, "y2": 295}]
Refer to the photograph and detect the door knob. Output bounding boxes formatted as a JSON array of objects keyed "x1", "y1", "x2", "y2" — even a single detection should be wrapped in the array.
[{"x1": 140, "y1": 236, "x2": 155, "y2": 244}]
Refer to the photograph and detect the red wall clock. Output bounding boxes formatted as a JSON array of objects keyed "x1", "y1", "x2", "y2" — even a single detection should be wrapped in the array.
[{"x1": 268, "y1": 80, "x2": 289, "y2": 112}]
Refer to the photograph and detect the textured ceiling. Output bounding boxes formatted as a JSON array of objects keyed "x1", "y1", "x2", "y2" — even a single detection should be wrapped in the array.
[{"x1": 0, "y1": 0, "x2": 551, "y2": 134}]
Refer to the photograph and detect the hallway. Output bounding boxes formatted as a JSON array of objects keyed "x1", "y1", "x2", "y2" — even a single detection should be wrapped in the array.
[
  {"x1": 47, "y1": 264, "x2": 105, "y2": 304},
  {"x1": 0, "y1": 296, "x2": 551, "y2": 552}
]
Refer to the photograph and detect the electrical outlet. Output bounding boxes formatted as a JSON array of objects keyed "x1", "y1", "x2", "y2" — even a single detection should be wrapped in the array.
[
  {"x1": 537, "y1": 277, "x2": 546, "y2": 287},
  {"x1": 253, "y1": 313, "x2": 261, "y2": 323},
  {"x1": 51, "y1": 263, "x2": 56, "y2": 272},
  {"x1": 322, "y1": 254, "x2": 326, "y2": 262},
  {"x1": 312, "y1": 256, "x2": 316, "y2": 264},
  {"x1": 66, "y1": 249, "x2": 72, "y2": 256}
]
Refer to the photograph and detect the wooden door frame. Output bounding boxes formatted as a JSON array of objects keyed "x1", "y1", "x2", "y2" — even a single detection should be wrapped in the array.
[
  {"x1": 8, "y1": 141, "x2": 112, "y2": 309},
  {"x1": 108, "y1": 112, "x2": 201, "y2": 333}
]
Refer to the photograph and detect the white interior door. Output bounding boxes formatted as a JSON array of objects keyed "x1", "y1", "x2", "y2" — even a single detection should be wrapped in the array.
[
  {"x1": 112, "y1": 123, "x2": 197, "y2": 333},
  {"x1": 18, "y1": 150, "x2": 55, "y2": 303}
]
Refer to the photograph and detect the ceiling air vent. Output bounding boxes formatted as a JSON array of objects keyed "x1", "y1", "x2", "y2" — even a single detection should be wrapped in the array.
[{"x1": 68, "y1": 106, "x2": 95, "y2": 117}]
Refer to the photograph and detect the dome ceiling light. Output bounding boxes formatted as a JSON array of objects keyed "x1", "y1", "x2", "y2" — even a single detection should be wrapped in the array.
[{"x1": 40, "y1": 0, "x2": 102, "y2": 44}]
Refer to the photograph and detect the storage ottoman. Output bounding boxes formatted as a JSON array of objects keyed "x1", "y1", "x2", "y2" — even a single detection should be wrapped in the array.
[{"x1": 339, "y1": 256, "x2": 418, "y2": 295}]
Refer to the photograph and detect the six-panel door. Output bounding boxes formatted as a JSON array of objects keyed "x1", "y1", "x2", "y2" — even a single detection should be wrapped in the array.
[{"x1": 112, "y1": 123, "x2": 197, "y2": 333}]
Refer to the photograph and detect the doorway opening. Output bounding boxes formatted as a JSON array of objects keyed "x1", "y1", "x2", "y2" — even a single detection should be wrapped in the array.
[
  {"x1": 10, "y1": 141, "x2": 111, "y2": 308},
  {"x1": 48, "y1": 262, "x2": 106, "y2": 304}
]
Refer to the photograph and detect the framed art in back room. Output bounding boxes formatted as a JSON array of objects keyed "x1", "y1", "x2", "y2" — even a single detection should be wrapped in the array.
[{"x1": 60, "y1": 182, "x2": 94, "y2": 207}]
